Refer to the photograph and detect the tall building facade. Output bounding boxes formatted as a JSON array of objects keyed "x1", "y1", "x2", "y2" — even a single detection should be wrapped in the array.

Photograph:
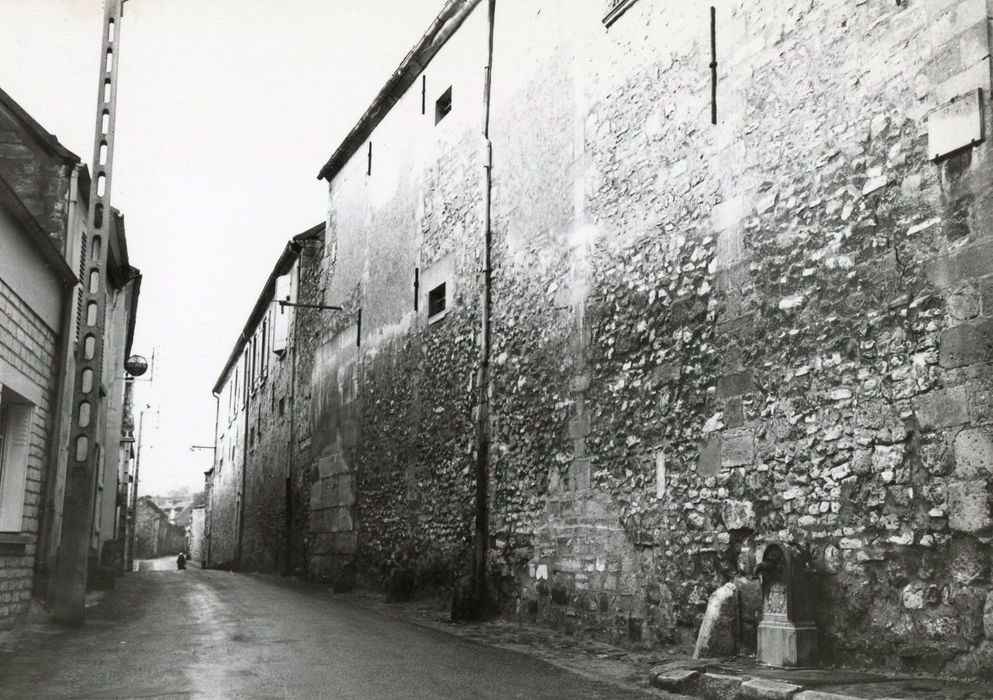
[
  {"x1": 0, "y1": 86, "x2": 139, "y2": 627},
  {"x1": 312, "y1": 0, "x2": 993, "y2": 673},
  {"x1": 208, "y1": 224, "x2": 324, "y2": 573},
  {"x1": 210, "y1": 0, "x2": 993, "y2": 674}
]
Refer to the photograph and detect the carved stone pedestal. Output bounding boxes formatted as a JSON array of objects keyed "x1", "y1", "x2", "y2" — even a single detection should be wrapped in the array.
[{"x1": 757, "y1": 615, "x2": 818, "y2": 667}]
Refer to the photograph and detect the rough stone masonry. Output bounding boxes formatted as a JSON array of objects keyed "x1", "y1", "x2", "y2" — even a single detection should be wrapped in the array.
[{"x1": 289, "y1": 0, "x2": 993, "y2": 677}]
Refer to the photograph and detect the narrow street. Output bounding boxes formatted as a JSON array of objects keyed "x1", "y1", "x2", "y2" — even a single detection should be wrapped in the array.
[{"x1": 0, "y1": 559, "x2": 657, "y2": 699}]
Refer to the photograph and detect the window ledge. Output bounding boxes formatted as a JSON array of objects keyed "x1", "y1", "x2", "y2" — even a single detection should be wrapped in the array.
[
  {"x1": 0, "y1": 533, "x2": 31, "y2": 545},
  {"x1": 428, "y1": 308, "x2": 449, "y2": 325}
]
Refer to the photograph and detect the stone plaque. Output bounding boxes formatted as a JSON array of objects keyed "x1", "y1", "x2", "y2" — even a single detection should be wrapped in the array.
[{"x1": 928, "y1": 89, "x2": 984, "y2": 161}]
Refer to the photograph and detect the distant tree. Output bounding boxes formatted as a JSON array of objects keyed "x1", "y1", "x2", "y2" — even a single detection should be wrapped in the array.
[
  {"x1": 166, "y1": 485, "x2": 193, "y2": 499},
  {"x1": 192, "y1": 490, "x2": 206, "y2": 507}
]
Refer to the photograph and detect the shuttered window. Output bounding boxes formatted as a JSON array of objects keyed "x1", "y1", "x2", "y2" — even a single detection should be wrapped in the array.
[{"x1": 0, "y1": 387, "x2": 33, "y2": 533}]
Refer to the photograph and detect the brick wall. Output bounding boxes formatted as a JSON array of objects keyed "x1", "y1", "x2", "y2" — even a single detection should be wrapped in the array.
[
  {"x1": 0, "y1": 277, "x2": 57, "y2": 628},
  {"x1": 306, "y1": 0, "x2": 993, "y2": 674}
]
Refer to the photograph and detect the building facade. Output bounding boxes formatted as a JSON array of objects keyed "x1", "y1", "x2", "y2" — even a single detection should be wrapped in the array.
[
  {"x1": 0, "y1": 86, "x2": 139, "y2": 626},
  {"x1": 133, "y1": 497, "x2": 185, "y2": 560},
  {"x1": 208, "y1": 224, "x2": 324, "y2": 573},
  {"x1": 0, "y1": 88, "x2": 81, "y2": 627},
  {"x1": 299, "y1": 0, "x2": 993, "y2": 675}
]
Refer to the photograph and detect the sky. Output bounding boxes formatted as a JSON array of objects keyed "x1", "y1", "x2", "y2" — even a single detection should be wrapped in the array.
[{"x1": 0, "y1": 0, "x2": 445, "y2": 496}]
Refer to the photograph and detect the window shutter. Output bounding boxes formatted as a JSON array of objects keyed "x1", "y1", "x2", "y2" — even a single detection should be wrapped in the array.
[{"x1": 0, "y1": 404, "x2": 32, "y2": 532}]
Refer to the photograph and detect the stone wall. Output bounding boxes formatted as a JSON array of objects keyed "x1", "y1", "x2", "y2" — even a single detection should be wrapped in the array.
[
  {"x1": 306, "y1": 0, "x2": 993, "y2": 674},
  {"x1": 240, "y1": 309, "x2": 296, "y2": 573},
  {"x1": 134, "y1": 499, "x2": 185, "y2": 559},
  {"x1": 0, "y1": 277, "x2": 57, "y2": 628},
  {"x1": 208, "y1": 400, "x2": 241, "y2": 568},
  {"x1": 208, "y1": 228, "x2": 325, "y2": 574},
  {"x1": 482, "y1": 0, "x2": 993, "y2": 675},
  {"x1": 307, "y1": 4, "x2": 488, "y2": 588}
]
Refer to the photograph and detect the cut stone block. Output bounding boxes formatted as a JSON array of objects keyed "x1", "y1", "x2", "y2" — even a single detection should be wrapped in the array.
[
  {"x1": 698, "y1": 672, "x2": 745, "y2": 700},
  {"x1": 948, "y1": 480, "x2": 992, "y2": 533},
  {"x1": 648, "y1": 667, "x2": 699, "y2": 693},
  {"x1": 929, "y1": 89, "x2": 984, "y2": 161},
  {"x1": 741, "y1": 678, "x2": 804, "y2": 700},
  {"x1": 694, "y1": 582, "x2": 738, "y2": 658}
]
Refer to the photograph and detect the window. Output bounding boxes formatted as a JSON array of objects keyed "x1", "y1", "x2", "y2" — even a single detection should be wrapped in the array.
[
  {"x1": 0, "y1": 387, "x2": 32, "y2": 533},
  {"x1": 435, "y1": 86, "x2": 452, "y2": 125},
  {"x1": 428, "y1": 282, "x2": 447, "y2": 320},
  {"x1": 420, "y1": 256, "x2": 454, "y2": 325},
  {"x1": 260, "y1": 319, "x2": 268, "y2": 379}
]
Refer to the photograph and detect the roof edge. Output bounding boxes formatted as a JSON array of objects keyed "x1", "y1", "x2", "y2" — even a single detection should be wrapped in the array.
[
  {"x1": 316, "y1": 0, "x2": 482, "y2": 182},
  {"x1": 0, "y1": 171, "x2": 78, "y2": 288},
  {"x1": 211, "y1": 222, "x2": 326, "y2": 394},
  {"x1": 0, "y1": 85, "x2": 82, "y2": 164}
]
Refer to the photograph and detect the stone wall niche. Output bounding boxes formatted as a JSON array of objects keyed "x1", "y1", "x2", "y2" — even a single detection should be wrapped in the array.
[{"x1": 755, "y1": 541, "x2": 818, "y2": 668}]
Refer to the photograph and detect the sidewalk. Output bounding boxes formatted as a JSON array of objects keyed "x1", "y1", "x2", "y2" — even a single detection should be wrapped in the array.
[
  {"x1": 648, "y1": 659, "x2": 991, "y2": 699},
  {"x1": 329, "y1": 585, "x2": 992, "y2": 700}
]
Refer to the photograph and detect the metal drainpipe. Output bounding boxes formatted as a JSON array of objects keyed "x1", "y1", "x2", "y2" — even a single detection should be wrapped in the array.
[
  {"x1": 207, "y1": 389, "x2": 220, "y2": 568},
  {"x1": 470, "y1": 0, "x2": 497, "y2": 616},
  {"x1": 284, "y1": 242, "x2": 302, "y2": 576},
  {"x1": 236, "y1": 355, "x2": 250, "y2": 569},
  {"x1": 127, "y1": 409, "x2": 143, "y2": 567}
]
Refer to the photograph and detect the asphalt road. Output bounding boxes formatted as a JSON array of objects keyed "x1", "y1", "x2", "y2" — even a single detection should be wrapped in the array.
[{"x1": 0, "y1": 559, "x2": 655, "y2": 699}]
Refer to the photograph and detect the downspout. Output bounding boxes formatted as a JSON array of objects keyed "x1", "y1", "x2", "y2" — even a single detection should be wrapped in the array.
[
  {"x1": 208, "y1": 389, "x2": 220, "y2": 567},
  {"x1": 469, "y1": 0, "x2": 496, "y2": 617},
  {"x1": 236, "y1": 355, "x2": 250, "y2": 569},
  {"x1": 128, "y1": 409, "x2": 144, "y2": 565},
  {"x1": 284, "y1": 251, "x2": 301, "y2": 577},
  {"x1": 36, "y1": 164, "x2": 81, "y2": 591}
]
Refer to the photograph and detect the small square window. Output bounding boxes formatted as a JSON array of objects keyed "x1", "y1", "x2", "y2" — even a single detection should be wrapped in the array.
[
  {"x1": 428, "y1": 282, "x2": 447, "y2": 319},
  {"x1": 435, "y1": 87, "x2": 452, "y2": 125}
]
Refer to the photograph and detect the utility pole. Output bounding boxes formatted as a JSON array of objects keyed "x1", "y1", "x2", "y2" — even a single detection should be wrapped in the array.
[{"x1": 50, "y1": 0, "x2": 128, "y2": 624}]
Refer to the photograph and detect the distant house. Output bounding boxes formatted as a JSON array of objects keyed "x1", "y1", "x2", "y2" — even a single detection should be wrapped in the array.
[{"x1": 134, "y1": 497, "x2": 186, "y2": 559}]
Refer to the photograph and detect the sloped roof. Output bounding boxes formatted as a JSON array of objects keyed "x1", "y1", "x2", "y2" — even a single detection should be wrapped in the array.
[
  {"x1": 316, "y1": 0, "x2": 482, "y2": 182},
  {"x1": 0, "y1": 170, "x2": 77, "y2": 287},
  {"x1": 0, "y1": 85, "x2": 80, "y2": 164},
  {"x1": 212, "y1": 222, "x2": 325, "y2": 394}
]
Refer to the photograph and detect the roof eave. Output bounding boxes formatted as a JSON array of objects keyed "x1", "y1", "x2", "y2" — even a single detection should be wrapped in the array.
[
  {"x1": 0, "y1": 171, "x2": 78, "y2": 288},
  {"x1": 211, "y1": 222, "x2": 325, "y2": 394},
  {"x1": 0, "y1": 85, "x2": 82, "y2": 164},
  {"x1": 316, "y1": 0, "x2": 482, "y2": 182}
]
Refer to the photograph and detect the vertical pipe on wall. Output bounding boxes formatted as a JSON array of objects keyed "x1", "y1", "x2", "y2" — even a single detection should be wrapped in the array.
[{"x1": 468, "y1": 0, "x2": 497, "y2": 618}]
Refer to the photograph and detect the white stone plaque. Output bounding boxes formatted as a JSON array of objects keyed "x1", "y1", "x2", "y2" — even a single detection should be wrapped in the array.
[{"x1": 928, "y1": 89, "x2": 984, "y2": 161}]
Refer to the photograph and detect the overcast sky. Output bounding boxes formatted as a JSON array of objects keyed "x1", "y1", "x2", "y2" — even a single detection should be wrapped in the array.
[{"x1": 0, "y1": 0, "x2": 444, "y2": 496}]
